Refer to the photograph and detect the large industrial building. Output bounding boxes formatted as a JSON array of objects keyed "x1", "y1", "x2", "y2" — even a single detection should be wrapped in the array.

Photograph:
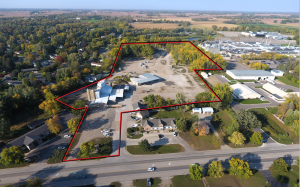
[
  {"x1": 226, "y1": 70, "x2": 275, "y2": 80},
  {"x1": 131, "y1": 73, "x2": 161, "y2": 86},
  {"x1": 87, "y1": 79, "x2": 125, "y2": 104},
  {"x1": 263, "y1": 83, "x2": 299, "y2": 101},
  {"x1": 270, "y1": 69, "x2": 284, "y2": 76},
  {"x1": 231, "y1": 84, "x2": 261, "y2": 100}
]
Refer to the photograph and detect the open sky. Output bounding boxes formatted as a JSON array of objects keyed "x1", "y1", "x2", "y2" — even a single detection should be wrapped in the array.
[{"x1": 1, "y1": 0, "x2": 299, "y2": 12}]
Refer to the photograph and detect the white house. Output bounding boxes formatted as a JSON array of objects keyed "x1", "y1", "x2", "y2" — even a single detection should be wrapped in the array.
[
  {"x1": 226, "y1": 70, "x2": 275, "y2": 81},
  {"x1": 201, "y1": 72, "x2": 209, "y2": 78},
  {"x1": 231, "y1": 83, "x2": 261, "y2": 99},
  {"x1": 192, "y1": 108, "x2": 202, "y2": 114},
  {"x1": 202, "y1": 107, "x2": 214, "y2": 114},
  {"x1": 270, "y1": 69, "x2": 284, "y2": 76}
]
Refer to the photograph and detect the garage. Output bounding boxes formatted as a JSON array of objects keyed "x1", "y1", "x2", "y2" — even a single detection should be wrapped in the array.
[{"x1": 202, "y1": 107, "x2": 214, "y2": 114}]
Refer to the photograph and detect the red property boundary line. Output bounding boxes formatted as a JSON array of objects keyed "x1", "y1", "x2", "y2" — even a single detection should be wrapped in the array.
[{"x1": 54, "y1": 41, "x2": 222, "y2": 162}]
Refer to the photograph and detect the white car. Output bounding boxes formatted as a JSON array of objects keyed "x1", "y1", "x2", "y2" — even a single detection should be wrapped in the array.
[
  {"x1": 173, "y1": 132, "x2": 177, "y2": 136},
  {"x1": 58, "y1": 146, "x2": 66, "y2": 149},
  {"x1": 103, "y1": 132, "x2": 112, "y2": 137},
  {"x1": 101, "y1": 129, "x2": 110, "y2": 133},
  {"x1": 147, "y1": 167, "x2": 155, "y2": 172},
  {"x1": 131, "y1": 124, "x2": 139, "y2": 127},
  {"x1": 64, "y1": 135, "x2": 71, "y2": 138}
]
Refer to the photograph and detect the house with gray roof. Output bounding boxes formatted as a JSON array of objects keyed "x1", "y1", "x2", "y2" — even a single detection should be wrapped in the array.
[
  {"x1": 142, "y1": 118, "x2": 176, "y2": 132},
  {"x1": 131, "y1": 73, "x2": 161, "y2": 86},
  {"x1": 132, "y1": 102, "x2": 145, "y2": 110},
  {"x1": 7, "y1": 124, "x2": 50, "y2": 151}
]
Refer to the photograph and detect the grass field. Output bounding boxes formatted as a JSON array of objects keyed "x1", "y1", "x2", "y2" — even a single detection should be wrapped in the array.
[
  {"x1": 267, "y1": 107, "x2": 278, "y2": 114},
  {"x1": 237, "y1": 23, "x2": 299, "y2": 30},
  {"x1": 234, "y1": 99, "x2": 270, "y2": 104},
  {"x1": 249, "y1": 108, "x2": 299, "y2": 144},
  {"x1": 126, "y1": 144, "x2": 184, "y2": 155},
  {"x1": 206, "y1": 170, "x2": 271, "y2": 187},
  {"x1": 133, "y1": 178, "x2": 161, "y2": 187},
  {"x1": 81, "y1": 18, "x2": 102, "y2": 23},
  {"x1": 109, "y1": 182, "x2": 122, "y2": 187},
  {"x1": 270, "y1": 165, "x2": 299, "y2": 187},
  {"x1": 127, "y1": 134, "x2": 143, "y2": 139},
  {"x1": 130, "y1": 23, "x2": 181, "y2": 29},
  {"x1": 179, "y1": 131, "x2": 221, "y2": 151},
  {"x1": 171, "y1": 175, "x2": 205, "y2": 187},
  {"x1": 276, "y1": 76, "x2": 299, "y2": 88},
  {"x1": 151, "y1": 109, "x2": 187, "y2": 120},
  {"x1": 254, "y1": 86, "x2": 263, "y2": 88}
]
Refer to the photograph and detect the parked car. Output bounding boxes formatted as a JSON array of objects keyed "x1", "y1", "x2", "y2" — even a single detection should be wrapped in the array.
[
  {"x1": 173, "y1": 132, "x2": 177, "y2": 136},
  {"x1": 77, "y1": 175, "x2": 86, "y2": 179},
  {"x1": 158, "y1": 134, "x2": 163, "y2": 138},
  {"x1": 64, "y1": 135, "x2": 71, "y2": 138},
  {"x1": 103, "y1": 132, "x2": 112, "y2": 137},
  {"x1": 147, "y1": 167, "x2": 155, "y2": 172},
  {"x1": 101, "y1": 129, "x2": 110, "y2": 133},
  {"x1": 130, "y1": 116, "x2": 135, "y2": 119},
  {"x1": 58, "y1": 146, "x2": 65, "y2": 149},
  {"x1": 134, "y1": 118, "x2": 140, "y2": 122},
  {"x1": 147, "y1": 178, "x2": 151, "y2": 186},
  {"x1": 131, "y1": 124, "x2": 139, "y2": 127}
]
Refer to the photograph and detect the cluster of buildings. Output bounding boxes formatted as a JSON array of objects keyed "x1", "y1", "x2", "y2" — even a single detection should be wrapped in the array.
[
  {"x1": 241, "y1": 31, "x2": 288, "y2": 40},
  {"x1": 199, "y1": 40, "x2": 299, "y2": 57}
]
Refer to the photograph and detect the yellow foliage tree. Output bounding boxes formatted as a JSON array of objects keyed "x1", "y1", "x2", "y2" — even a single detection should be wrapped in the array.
[
  {"x1": 45, "y1": 115, "x2": 63, "y2": 134},
  {"x1": 39, "y1": 100, "x2": 59, "y2": 115},
  {"x1": 83, "y1": 68, "x2": 91, "y2": 74},
  {"x1": 12, "y1": 93, "x2": 22, "y2": 109}
]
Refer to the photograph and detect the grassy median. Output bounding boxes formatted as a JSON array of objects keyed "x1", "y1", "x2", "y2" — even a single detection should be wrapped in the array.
[{"x1": 126, "y1": 144, "x2": 184, "y2": 155}]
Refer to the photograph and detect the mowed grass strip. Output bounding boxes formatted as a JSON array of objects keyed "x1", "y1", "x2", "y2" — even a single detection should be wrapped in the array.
[
  {"x1": 234, "y1": 99, "x2": 269, "y2": 104},
  {"x1": 126, "y1": 144, "x2": 184, "y2": 155},
  {"x1": 206, "y1": 170, "x2": 271, "y2": 187},
  {"x1": 179, "y1": 131, "x2": 221, "y2": 151},
  {"x1": 171, "y1": 175, "x2": 205, "y2": 187},
  {"x1": 270, "y1": 165, "x2": 299, "y2": 187},
  {"x1": 276, "y1": 76, "x2": 299, "y2": 88}
]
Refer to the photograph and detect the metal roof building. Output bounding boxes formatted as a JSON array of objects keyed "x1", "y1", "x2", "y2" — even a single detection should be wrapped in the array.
[
  {"x1": 226, "y1": 70, "x2": 275, "y2": 80},
  {"x1": 231, "y1": 84, "x2": 261, "y2": 100},
  {"x1": 131, "y1": 73, "x2": 161, "y2": 86}
]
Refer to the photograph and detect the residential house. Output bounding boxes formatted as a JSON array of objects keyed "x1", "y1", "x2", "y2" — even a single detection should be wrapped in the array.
[
  {"x1": 136, "y1": 110, "x2": 150, "y2": 119},
  {"x1": 132, "y1": 102, "x2": 145, "y2": 110},
  {"x1": 8, "y1": 124, "x2": 51, "y2": 151},
  {"x1": 195, "y1": 120, "x2": 211, "y2": 135},
  {"x1": 142, "y1": 118, "x2": 176, "y2": 132},
  {"x1": 14, "y1": 50, "x2": 24, "y2": 55},
  {"x1": 91, "y1": 62, "x2": 103, "y2": 67}
]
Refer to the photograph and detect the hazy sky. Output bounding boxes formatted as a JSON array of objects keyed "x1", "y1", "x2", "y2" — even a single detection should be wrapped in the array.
[{"x1": 1, "y1": 0, "x2": 299, "y2": 12}]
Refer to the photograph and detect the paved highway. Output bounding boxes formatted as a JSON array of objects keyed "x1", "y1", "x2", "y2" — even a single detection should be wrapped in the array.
[{"x1": 0, "y1": 144, "x2": 298, "y2": 186}]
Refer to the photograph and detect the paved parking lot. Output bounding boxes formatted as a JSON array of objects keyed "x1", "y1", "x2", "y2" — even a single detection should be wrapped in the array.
[{"x1": 227, "y1": 61, "x2": 250, "y2": 70}]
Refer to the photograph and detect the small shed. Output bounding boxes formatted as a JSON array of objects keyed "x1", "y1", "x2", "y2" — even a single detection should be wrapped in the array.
[
  {"x1": 202, "y1": 107, "x2": 214, "y2": 114},
  {"x1": 192, "y1": 108, "x2": 202, "y2": 114},
  {"x1": 201, "y1": 72, "x2": 208, "y2": 78}
]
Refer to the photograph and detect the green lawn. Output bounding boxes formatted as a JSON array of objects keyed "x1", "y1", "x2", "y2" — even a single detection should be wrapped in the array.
[
  {"x1": 254, "y1": 86, "x2": 263, "y2": 88},
  {"x1": 237, "y1": 80, "x2": 257, "y2": 82},
  {"x1": 179, "y1": 131, "x2": 221, "y2": 151},
  {"x1": 133, "y1": 178, "x2": 161, "y2": 187},
  {"x1": 126, "y1": 144, "x2": 184, "y2": 155},
  {"x1": 127, "y1": 134, "x2": 143, "y2": 139},
  {"x1": 249, "y1": 108, "x2": 299, "y2": 144},
  {"x1": 270, "y1": 165, "x2": 299, "y2": 187},
  {"x1": 171, "y1": 175, "x2": 205, "y2": 187},
  {"x1": 206, "y1": 170, "x2": 271, "y2": 187},
  {"x1": 225, "y1": 74, "x2": 234, "y2": 80},
  {"x1": 151, "y1": 109, "x2": 184, "y2": 120},
  {"x1": 88, "y1": 137, "x2": 112, "y2": 157},
  {"x1": 276, "y1": 76, "x2": 299, "y2": 88},
  {"x1": 109, "y1": 182, "x2": 122, "y2": 187},
  {"x1": 0, "y1": 162, "x2": 29, "y2": 169},
  {"x1": 47, "y1": 149, "x2": 66, "y2": 164},
  {"x1": 267, "y1": 107, "x2": 278, "y2": 114},
  {"x1": 234, "y1": 99, "x2": 269, "y2": 104}
]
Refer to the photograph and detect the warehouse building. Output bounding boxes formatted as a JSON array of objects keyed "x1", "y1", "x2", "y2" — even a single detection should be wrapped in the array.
[
  {"x1": 263, "y1": 83, "x2": 299, "y2": 101},
  {"x1": 270, "y1": 69, "x2": 284, "y2": 76},
  {"x1": 226, "y1": 70, "x2": 275, "y2": 81},
  {"x1": 231, "y1": 84, "x2": 261, "y2": 99},
  {"x1": 131, "y1": 73, "x2": 161, "y2": 86}
]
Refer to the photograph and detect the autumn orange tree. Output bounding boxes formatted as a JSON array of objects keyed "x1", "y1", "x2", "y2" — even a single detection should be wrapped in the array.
[{"x1": 45, "y1": 115, "x2": 63, "y2": 134}]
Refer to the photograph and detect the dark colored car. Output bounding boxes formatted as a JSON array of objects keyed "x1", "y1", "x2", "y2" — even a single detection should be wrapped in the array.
[
  {"x1": 147, "y1": 178, "x2": 151, "y2": 186},
  {"x1": 77, "y1": 175, "x2": 86, "y2": 179},
  {"x1": 158, "y1": 134, "x2": 163, "y2": 138}
]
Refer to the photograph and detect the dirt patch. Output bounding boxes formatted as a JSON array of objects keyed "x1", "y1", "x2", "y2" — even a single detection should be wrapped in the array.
[{"x1": 164, "y1": 81, "x2": 175, "y2": 86}]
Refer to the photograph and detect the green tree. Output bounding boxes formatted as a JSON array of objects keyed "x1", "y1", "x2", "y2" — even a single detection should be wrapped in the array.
[
  {"x1": 17, "y1": 72, "x2": 24, "y2": 80},
  {"x1": 0, "y1": 118, "x2": 10, "y2": 140},
  {"x1": 226, "y1": 123, "x2": 240, "y2": 136},
  {"x1": 228, "y1": 157, "x2": 253, "y2": 179},
  {"x1": 78, "y1": 141, "x2": 95, "y2": 158},
  {"x1": 22, "y1": 78, "x2": 30, "y2": 86},
  {"x1": 69, "y1": 61, "x2": 81, "y2": 72},
  {"x1": 207, "y1": 161, "x2": 224, "y2": 178},
  {"x1": 211, "y1": 83, "x2": 233, "y2": 109},
  {"x1": 195, "y1": 92, "x2": 212, "y2": 107},
  {"x1": 250, "y1": 132, "x2": 263, "y2": 144},
  {"x1": 67, "y1": 118, "x2": 80, "y2": 134},
  {"x1": 176, "y1": 117, "x2": 187, "y2": 132},
  {"x1": 26, "y1": 177, "x2": 43, "y2": 187},
  {"x1": 36, "y1": 61, "x2": 43, "y2": 70},
  {"x1": 189, "y1": 164, "x2": 203, "y2": 180},
  {"x1": 271, "y1": 158, "x2": 289, "y2": 175},
  {"x1": 0, "y1": 146, "x2": 24, "y2": 165},
  {"x1": 235, "y1": 109, "x2": 262, "y2": 130},
  {"x1": 228, "y1": 131, "x2": 246, "y2": 146},
  {"x1": 72, "y1": 100, "x2": 86, "y2": 116},
  {"x1": 175, "y1": 92, "x2": 186, "y2": 107},
  {"x1": 296, "y1": 157, "x2": 299, "y2": 166},
  {"x1": 29, "y1": 72, "x2": 35, "y2": 81},
  {"x1": 138, "y1": 139, "x2": 152, "y2": 152}
]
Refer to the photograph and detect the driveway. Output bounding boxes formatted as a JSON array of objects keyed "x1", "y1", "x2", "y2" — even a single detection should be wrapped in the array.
[{"x1": 214, "y1": 74, "x2": 229, "y2": 84}]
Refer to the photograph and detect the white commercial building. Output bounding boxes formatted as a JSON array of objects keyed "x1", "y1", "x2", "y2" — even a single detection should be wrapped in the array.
[
  {"x1": 201, "y1": 72, "x2": 209, "y2": 78},
  {"x1": 231, "y1": 83, "x2": 261, "y2": 99},
  {"x1": 263, "y1": 83, "x2": 299, "y2": 101},
  {"x1": 270, "y1": 69, "x2": 284, "y2": 76},
  {"x1": 226, "y1": 70, "x2": 275, "y2": 81}
]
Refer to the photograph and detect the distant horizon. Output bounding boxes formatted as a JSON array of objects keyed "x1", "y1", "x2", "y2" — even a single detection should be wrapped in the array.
[
  {"x1": 0, "y1": 8, "x2": 299, "y2": 14},
  {"x1": 1, "y1": 0, "x2": 299, "y2": 13}
]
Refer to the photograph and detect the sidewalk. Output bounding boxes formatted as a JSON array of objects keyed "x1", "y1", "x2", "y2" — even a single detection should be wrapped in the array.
[{"x1": 208, "y1": 122, "x2": 231, "y2": 150}]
